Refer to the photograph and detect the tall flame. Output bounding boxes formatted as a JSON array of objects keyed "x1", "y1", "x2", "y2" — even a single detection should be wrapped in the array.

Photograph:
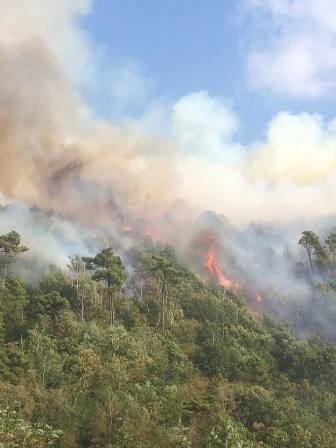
[{"x1": 204, "y1": 243, "x2": 239, "y2": 289}]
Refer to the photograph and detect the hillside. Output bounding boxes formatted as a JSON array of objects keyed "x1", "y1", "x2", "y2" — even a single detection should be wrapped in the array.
[{"x1": 1, "y1": 235, "x2": 336, "y2": 447}]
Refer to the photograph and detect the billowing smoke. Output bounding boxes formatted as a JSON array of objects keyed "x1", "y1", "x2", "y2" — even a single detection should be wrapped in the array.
[{"x1": 2, "y1": 1, "x2": 336, "y2": 337}]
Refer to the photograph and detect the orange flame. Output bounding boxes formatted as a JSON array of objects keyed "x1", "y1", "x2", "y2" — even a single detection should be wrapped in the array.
[{"x1": 204, "y1": 244, "x2": 239, "y2": 290}]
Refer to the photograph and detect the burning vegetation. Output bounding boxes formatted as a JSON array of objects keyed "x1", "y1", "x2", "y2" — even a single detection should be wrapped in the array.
[
  {"x1": 204, "y1": 242, "x2": 239, "y2": 290},
  {"x1": 3, "y1": 1, "x2": 336, "y2": 447},
  {"x1": 1, "y1": 222, "x2": 336, "y2": 447}
]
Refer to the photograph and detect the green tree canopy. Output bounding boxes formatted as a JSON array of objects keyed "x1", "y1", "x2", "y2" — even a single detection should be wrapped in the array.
[
  {"x1": 299, "y1": 230, "x2": 323, "y2": 273},
  {"x1": 84, "y1": 248, "x2": 127, "y2": 325},
  {"x1": 0, "y1": 231, "x2": 28, "y2": 286}
]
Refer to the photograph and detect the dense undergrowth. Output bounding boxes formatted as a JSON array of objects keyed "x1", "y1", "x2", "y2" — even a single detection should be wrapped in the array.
[{"x1": 0, "y1": 237, "x2": 336, "y2": 447}]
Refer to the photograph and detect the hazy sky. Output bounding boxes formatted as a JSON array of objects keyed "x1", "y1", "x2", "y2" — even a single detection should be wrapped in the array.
[{"x1": 81, "y1": 0, "x2": 336, "y2": 142}]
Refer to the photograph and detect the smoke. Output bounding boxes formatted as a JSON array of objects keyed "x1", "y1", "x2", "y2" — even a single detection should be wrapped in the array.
[
  {"x1": 0, "y1": 0, "x2": 92, "y2": 85},
  {"x1": 2, "y1": 1, "x2": 336, "y2": 337},
  {"x1": 1, "y1": 1, "x2": 336, "y2": 224}
]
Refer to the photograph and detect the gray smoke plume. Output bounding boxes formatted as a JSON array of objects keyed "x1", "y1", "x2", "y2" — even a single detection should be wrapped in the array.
[{"x1": 2, "y1": 1, "x2": 336, "y2": 338}]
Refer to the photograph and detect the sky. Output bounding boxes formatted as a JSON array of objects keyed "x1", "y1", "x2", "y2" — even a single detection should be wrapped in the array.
[
  {"x1": 81, "y1": 0, "x2": 336, "y2": 143},
  {"x1": 3, "y1": 0, "x2": 336, "y2": 226}
]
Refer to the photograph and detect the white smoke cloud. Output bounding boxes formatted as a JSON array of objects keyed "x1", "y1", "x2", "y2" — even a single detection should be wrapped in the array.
[
  {"x1": 0, "y1": 0, "x2": 93, "y2": 85},
  {"x1": 176, "y1": 104, "x2": 336, "y2": 223},
  {"x1": 172, "y1": 91, "x2": 241, "y2": 161},
  {"x1": 245, "y1": 0, "x2": 336, "y2": 97},
  {"x1": 2, "y1": 0, "x2": 336, "y2": 236},
  {"x1": 248, "y1": 112, "x2": 336, "y2": 184}
]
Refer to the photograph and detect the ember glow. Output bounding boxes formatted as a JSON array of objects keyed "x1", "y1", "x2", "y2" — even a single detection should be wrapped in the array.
[{"x1": 204, "y1": 243, "x2": 239, "y2": 290}]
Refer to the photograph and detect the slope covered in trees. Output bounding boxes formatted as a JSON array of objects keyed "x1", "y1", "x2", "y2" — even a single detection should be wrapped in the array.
[{"x1": 0, "y1": 232, "x2": 336, "y2": 447}]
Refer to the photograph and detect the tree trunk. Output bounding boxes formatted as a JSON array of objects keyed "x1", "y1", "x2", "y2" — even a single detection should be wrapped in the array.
[
  {"x1": 112, "y1": 294, "x2": 115, "y2": 326},
  {"x1": 307, "y1": 250, "x2": 314, "y2": 273},
  {"x1": 169, "y1": 296, "x2": 177, "y2": 327},
  {"x1": 108, "y1": 291, "x2": 115, "y2": 326},
  {"x1": 146, "y1": 296, "x2": 150, "y2": 318},
  {"x1": 161, "y1": 277, "x2": 166, "y2": 331},
  {"x1": 81, "y1": 294, "x2": 85, "y2": 321},
  {"x1": 3, "y1": 251, "x2": 8, "y2": 287},
  {"x1": 76, "y1": 271, "x2": 79, "y2": 294}
]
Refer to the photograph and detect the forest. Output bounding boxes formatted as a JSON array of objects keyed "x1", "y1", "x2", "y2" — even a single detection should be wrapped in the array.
[{"x1": 1, "y1": 228, "x2": 336, "y2": 447}]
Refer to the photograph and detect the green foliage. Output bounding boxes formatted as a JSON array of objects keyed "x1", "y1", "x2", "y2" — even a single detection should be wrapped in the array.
[
  {"x1": 0, "y1": 404, "x2": 61, "y2": 448},
  {"x1": 203, "y1": 414, "x2": 252, "y2": 448},
  {"x1": 0, "y1": 231, "x2": 28, "y2": 255},
  {"x1": 1, "y1": 237, "x2": 336, "y2": 447},
  {"x1": 84, "y1": 248, "x2": 128, "y2": 326},
  {"x1": 299, "y1": 230, "x2": 324, "y2": 272},
  {"x1": 29, "y1": 292, "x2": 70, "y2": 321},
  {"x1": 84, "y1": 247, "x2": 127, "y2": 291},
  {"x1": 0, "y1": 278, "x2": 29, "y2": 341},
  {"x1": 0, "y1": 231, "x2": 28, "y2": 286}
]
